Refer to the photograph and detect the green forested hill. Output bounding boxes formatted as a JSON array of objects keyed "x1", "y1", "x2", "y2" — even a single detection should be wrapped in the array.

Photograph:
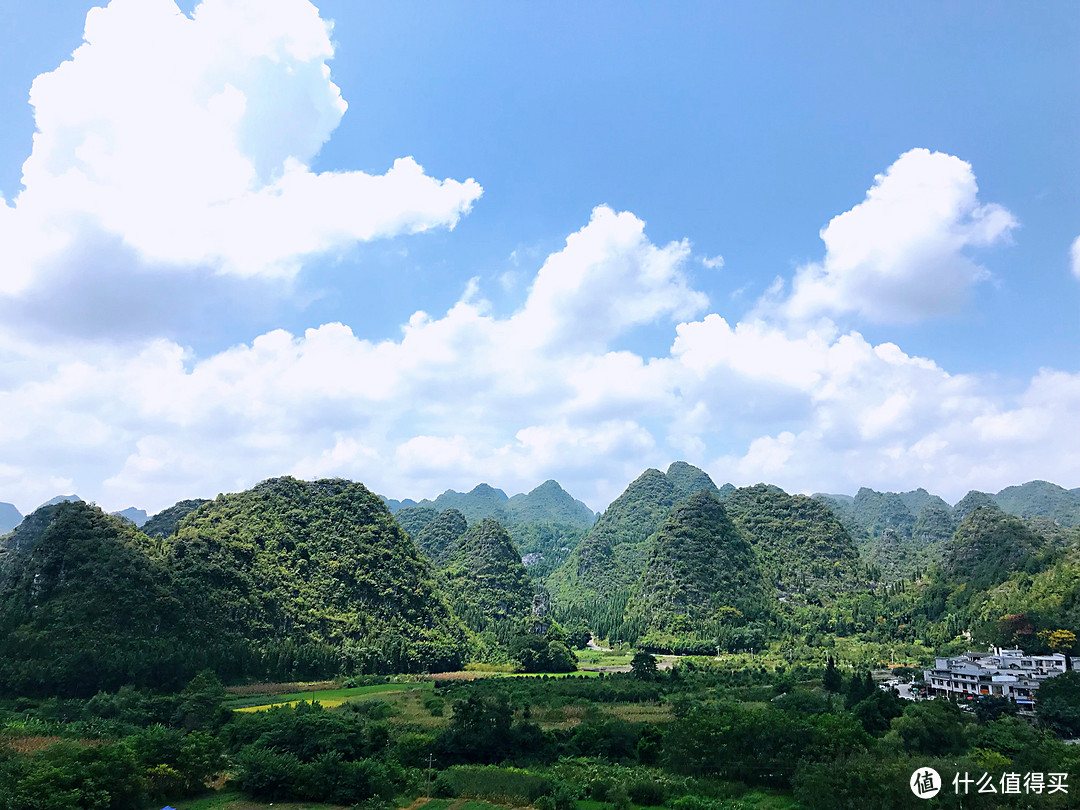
[
  {"x1": 665, "y1": 461, "x2": 721, "y2": 501},
  {"x1": 628, "y1": 491, "x2": 766, "y2": 640},
  {"x1": 912, "y1": 501, "x2": 955, "y2": 547},
  {"x1": 418, "y1": 483, "x2": 512, "y2": 523},
  {"x1": 942, "y1": 507, "x2": 1050, "y2": 591},
  {"x1": 722, "y1": 484, "x2": 861, "y2": 595},
  {"x1": 977, "y1": 530, "x2": 1080, "y2": 649},
  {"x1": 896, "y1": 487, "x2": 951, "y2": 517},
  {"x1": 381, "y1": 496, "x2": 419, "y2": 513},
  {"x1": 141, "y1": 497, "x2": 209, "y2": 538},
  {"x1": 440, "y1": 518, "x2": 532, "y2": 633},
  {"x1": 393, "y1": 480, "x2": 594, "y2": 581},
  {"x1": 992, "y1": 480, "x2": 1080, "y2": 527},
  {"x1": 392, "y1": 505, "x2": 439, "y2": 538},
  {"x1": 505, "y1": 480, "x2": 596, "y2": 579},
  {"x1": 852, "y1": 488, "x2": 916, "y2": 540},
  {"x1": 0, "y1": 501, "x2": 190, "y2": 696},
  {"x1": 414, "y1": 507, "x2": 468, "y2": 567},
  {"x1": 169, "y1": 477, "x2": 468, "y2": 677},
  {"x1": 815, "y1": 487, "x2": 955, "y2": 580},
  {"x1": 547, "y1": 463, "x2": 715, "y2": 605},
  {"x1": 953, "y1": 490, "x2": 1000, "y2": 522},
  {"x1": 507, "y1": 479, "x2": 596, "y2": 527}
]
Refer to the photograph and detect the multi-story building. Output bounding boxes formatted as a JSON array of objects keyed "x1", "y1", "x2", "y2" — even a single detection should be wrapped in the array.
[{"x1": 923, "y1": 647, "x2": 1069, "y2": 707}]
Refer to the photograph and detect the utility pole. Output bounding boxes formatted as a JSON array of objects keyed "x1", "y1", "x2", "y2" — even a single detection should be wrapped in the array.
[{"x1": 426, "y1": 753, "x2": 434, "y2": 798}]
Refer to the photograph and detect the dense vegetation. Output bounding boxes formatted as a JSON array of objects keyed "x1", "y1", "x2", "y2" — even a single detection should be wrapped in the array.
[
  {"x1": 0, "y1": 480, "x2": 471, "y2": 695},
  {"x1": 440, "y1": 518, "x2": 533, "y2": 633},
  {"x1": 627, "y1": 491, "x2": 767, "y2": 653},
  {"x1": 140, "y1": 498, "x2": 208, "y2": 539},
  {"x1": 396, "y1": 481, "x2": 595, "y2": 584},
  {"x1": 2, "y1": 467, "x2": 1080, "y2": 807},
  {"x1": 0, "y1": 503, "x2": 193, "y2": 696},
  {"x1": 414, "y1": 508, "x2": 468, "y2": 568},
  {"x1": 548, "y1": 464, "x2": 718, "y2": 608},
  {"x1": 721, "y1": 484, "x2": 861, "y2": 596},
  {"x1": 168, "y1": 477, "x2": 469, "y2": 678},
  {"x1": 2, "y1": 663, "x2": 1078, "y2": 809}
]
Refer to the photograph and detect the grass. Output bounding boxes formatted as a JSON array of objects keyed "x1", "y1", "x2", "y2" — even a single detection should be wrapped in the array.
[
  {"x1": 229, "y1": 682, "x2": 432, "y2": 712},
  {"x1": 502, "y1": 670, "x2": 602, "y2": 679},
  {"x1": 413, "y1": 800, "x2": 454, "y2": 810},
  {"x1": 224, "y1": 680, "x2": 338, "y2": 697},
  {"x1": 575, "y1": 649, "x2": 635, "y2": 668},
  {"x1": 144, "y1": 789, "x2": 347, "y2": 809},
  {"x1": 459, "y1": 801, "x2": 517, "y2": 810}
]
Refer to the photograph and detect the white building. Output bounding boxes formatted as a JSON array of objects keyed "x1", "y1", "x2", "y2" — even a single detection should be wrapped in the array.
[{"x1": 923, "y1": 648, "x2": 1069, "y2": 707}]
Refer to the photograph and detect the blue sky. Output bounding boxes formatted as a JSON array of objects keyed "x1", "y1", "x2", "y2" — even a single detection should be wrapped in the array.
[{"x1": 0, "y1": 0, "x2": 1077, "y2": 514}]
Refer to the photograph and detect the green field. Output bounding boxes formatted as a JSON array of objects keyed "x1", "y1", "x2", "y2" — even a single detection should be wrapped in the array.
[
  {"x1": 574, "y1": 648, "x2": 635, "y2": 668},
  {"x1": 228, "y1": 681, "x2": 432, "y2": 712},
  {"x1": 144, "y1": 789, "x2": 348, "y2": 809},
  {"x1": 228, "y1": 672, "x2": 606, "y2": 713}
]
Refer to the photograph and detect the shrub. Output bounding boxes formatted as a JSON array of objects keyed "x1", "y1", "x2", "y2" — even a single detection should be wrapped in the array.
[
  {"x1": 235, "y1": 746, "x2": 302, "y2": 800},
  {"x1": 439, "y1": 764, "x2": 552, "y2": 804},
  {"x1": 423, "y1": 696, "x2": 445, "y2": 717},
  {"x1": 628, "y1": 779, "x2": 666, "y2": 806}
]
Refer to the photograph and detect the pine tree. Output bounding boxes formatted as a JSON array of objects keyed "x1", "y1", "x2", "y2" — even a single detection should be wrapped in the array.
[{"x1": 823, "y1": 656, "x2": 842, "y2": 692}]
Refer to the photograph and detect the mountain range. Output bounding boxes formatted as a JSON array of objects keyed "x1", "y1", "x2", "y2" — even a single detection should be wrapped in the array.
[{"x1": 1, "y1": 468, "x2": 1077, "y2": 694}]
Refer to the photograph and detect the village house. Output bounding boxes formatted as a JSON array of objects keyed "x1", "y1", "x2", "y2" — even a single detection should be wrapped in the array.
[{"x1": 923, "y1": 647, "x2": 1070, "y2": 707}]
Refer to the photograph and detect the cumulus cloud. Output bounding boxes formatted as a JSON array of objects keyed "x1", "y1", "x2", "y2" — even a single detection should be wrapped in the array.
[
  {"x1": 778, "y1": 148, "x2": 1017, "y2": 324},
  {"x1": 2, "y1": 194, "x2": 1075, "y2": 516},
  {"x1": 511, "y1": 206, "x2": 707, "y2": 353},
  {"x1": 0, "y1": 0, "x2": 481, "y2": 298},
  {"x1": 0, "y1": 138, "x2": 1071, "y2": 515},
  {"x1": 1071, "y1": 235, "x2": 1080, "y2": 280},
  {"x1": 0, "y1": 206, "x2": 693, "y2": 512}
]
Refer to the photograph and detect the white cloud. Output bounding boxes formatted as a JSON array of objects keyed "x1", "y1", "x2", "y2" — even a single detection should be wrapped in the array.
[
  {"x1": 0, "y1": 206, "x2": 696, "y2": 513},
  {"x1": 1, "y1": 144, "x2": 1074, "y2": 516},
  {"x1": 702, "y1": 254, "x2": 725, "y2": 270},
  {"x1": 1071, "y1": 235, "x2": 1080, "y2": 280},
  {"x1": 778, "y1": 148, "x2": 1017, "y2": 324},
  {"x1": 511, "y1": 206, "x2": 707, "y2": 353},
  {"x1": 0, "y1": 0, "x2": 481, "y2": 296}
]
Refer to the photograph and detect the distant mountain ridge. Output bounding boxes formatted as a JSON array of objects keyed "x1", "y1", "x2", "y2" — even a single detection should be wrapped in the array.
[
  {"x1": 111, "y1": 507, "x2": 148, "y2": 527},
  {"x1": 814, "y1": 480, "x2": 1080, "y2": 579},
  {"x1": 390, "y1": 479, "x2": 597, "y2": 581},
  {"x1": 992, "y1": 480, "x2": 1080, "y2": 527},
  {"x1": 39, "y1": 495, "x2": 82, "y2": 508},
  {"x1": 142, "y1": 499, "x2": 210, "y2": 538},
  {"x1": 0, "y1": 503, "x2": 21, "y2": 534},
  {"x1": 405, "y1": 480, "x2": 596, "y2": 529}
]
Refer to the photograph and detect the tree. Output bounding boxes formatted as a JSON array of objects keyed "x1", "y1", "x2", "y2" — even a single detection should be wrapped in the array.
[
  {"x1": 1036, "y1": 671, "x2": 1080, "y2": 738},
  {"x1": 631, "y1": 652, "x2": 658, "y2": 681},
  {"x1": 889, "y1": 699, "x2": 968, "y2": 755},
  {"x1": 1044, "y1": 629, "x2": 1077, "y2": 655},
  {"x1": 822, "y1": 657, "x2": 842, "y2": 693}
]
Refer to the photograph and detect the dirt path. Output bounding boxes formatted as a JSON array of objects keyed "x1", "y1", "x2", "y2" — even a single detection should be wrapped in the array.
[{"x1": 585, "y1": 634, "x2": 612, "y2": 652}]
